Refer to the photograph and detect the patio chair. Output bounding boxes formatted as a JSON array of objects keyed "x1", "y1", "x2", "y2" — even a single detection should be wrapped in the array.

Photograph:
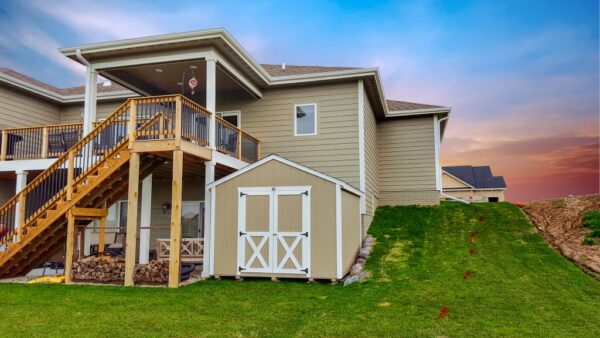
[
  {"x1": 47, "y1": 132, "x2": 66, "y2": 156},
  {"x1": 105, "y1": 233, "x2": 125, "y2": 257},
  {"x1": 62, "y1": 130, "x2": 81, "y2": 150}
]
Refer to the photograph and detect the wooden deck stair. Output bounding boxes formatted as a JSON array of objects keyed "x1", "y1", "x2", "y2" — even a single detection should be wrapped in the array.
[{"x1": 0, "y1": 96, "x2": 204, "y2": 278}]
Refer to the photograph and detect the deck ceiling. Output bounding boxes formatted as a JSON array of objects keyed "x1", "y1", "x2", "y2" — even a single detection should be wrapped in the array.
[
  {"x1": 148, "y1": 152, "x2": 236, "y2": 182},
  {"x1": 105, "y1": 60, "x2": 255, "y2": 105}
]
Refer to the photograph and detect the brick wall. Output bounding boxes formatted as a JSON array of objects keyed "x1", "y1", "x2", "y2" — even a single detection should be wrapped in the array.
[{"x1": 379, "y1": 190, "x2": 440, "y2": 206}]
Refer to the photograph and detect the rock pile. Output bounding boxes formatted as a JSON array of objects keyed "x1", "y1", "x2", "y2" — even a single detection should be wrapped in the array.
[{"x1": 344, "y1": 235, "x2": 374, "y2": 285}]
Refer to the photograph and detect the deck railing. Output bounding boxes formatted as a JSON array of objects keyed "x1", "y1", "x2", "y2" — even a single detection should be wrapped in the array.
[
  {"x1": 216, "y1": 117, "x2": 260, "y2": 162},
  {"x1": 0, "y1": 123, "x2": 83, "y2": 160},
  {"x1": 0, "y1": 94, "x2": 260, "y2": 246},
  {"x1": 0, "y1": 97, "x2": 260, "y2": 163}
]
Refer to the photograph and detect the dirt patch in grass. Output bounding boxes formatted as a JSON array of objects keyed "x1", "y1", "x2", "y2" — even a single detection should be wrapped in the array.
[{"x1": 524, "y1": 194, "x2": 600, "y2": 278}]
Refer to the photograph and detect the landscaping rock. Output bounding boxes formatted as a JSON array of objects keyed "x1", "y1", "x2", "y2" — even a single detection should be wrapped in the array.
[
  {"x1": 343, "y1": 275, "x2": 359, "y2": 286},
  {"x1": 350, "y1": 263, "x2": 363, "y2": 275},
  {"x1": 358, "y1": 247, "x2": 371, "y2": 259},
  {"x1": 358, "y1": 271, "x2": 371, "y2": 281}
]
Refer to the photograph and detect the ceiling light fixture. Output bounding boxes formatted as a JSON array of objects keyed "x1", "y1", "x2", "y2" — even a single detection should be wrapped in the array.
[
  {"x1": 155, "y1": 68, "x2": 163, "y2": 73},
  {"x1": 189, "y1": 65, "x2": 197, "y2": 69}
]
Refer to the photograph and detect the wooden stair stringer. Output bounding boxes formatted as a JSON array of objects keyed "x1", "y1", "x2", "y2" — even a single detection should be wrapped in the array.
[{"x1": 0, "y1": 147, "x2": 132, "y2": 277}]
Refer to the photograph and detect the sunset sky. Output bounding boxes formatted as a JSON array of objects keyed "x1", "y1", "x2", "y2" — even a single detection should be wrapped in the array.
[{"x1": 0, "y1": 0, "x2": 598, "y2": 201}]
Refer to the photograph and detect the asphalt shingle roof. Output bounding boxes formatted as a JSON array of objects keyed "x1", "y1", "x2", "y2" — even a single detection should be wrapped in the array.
[
  {"x1": 443, "y1": 165, "x2": 507, "y2": 189},
  {"x1": 386, "y1": 100, "x2": 443, "y2": 111}
]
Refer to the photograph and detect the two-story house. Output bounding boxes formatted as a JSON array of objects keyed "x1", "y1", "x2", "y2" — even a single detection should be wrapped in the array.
[{"x1": 0, "y1": 29, "x2": 450, "y2": 286}]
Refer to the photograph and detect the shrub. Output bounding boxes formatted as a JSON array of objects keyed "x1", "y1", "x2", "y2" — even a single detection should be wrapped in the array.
[
  {"x1": 583, "y1": 237, "x2": 596, "y2": 245},
  {"x1": 582, "y1": 211, "x2": 600, "y2": 229},
  {"x1": 591, "y1": 229, "x2": 600, "y2": 238}
]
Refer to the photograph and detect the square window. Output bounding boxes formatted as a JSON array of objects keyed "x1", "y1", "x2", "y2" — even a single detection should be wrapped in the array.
[{"x1": 294, "y1": 104, "x2": 317, "y2": 136}]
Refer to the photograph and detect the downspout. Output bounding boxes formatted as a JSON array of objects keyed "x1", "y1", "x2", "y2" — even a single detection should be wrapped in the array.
[
  {"x1": 76, "y1": 49, "x2": 97, "y2": 135},
  {"x1": 435, "y1": 115, "x2": 468, "y2": 203}
]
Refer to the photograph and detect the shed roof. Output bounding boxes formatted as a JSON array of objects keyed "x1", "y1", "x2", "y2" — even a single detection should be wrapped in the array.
[{"x1": 208, "y1": 154, "x2": 362, "y2": 196}]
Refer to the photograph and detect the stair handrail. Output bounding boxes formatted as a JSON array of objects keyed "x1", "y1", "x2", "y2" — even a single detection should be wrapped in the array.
[
  {"x1": 0, "y1": 95, "x2": 205, "y2": 245},
  {"x1": 0, "y1": 99, "x2": 133, "y2": 245}
]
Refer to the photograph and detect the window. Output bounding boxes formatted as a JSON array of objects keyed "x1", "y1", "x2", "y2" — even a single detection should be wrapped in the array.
[
  {"x1": 217, "y1": 111, "x2": 241, "y2": 128},
  {"x1": 294, "y1": 104, "x2": 317, "y2": 136}
]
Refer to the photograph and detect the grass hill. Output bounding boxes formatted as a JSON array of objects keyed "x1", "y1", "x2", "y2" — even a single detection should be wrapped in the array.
[{"x1": 0, "y1": 203, "x2": 599, "y2": 337}]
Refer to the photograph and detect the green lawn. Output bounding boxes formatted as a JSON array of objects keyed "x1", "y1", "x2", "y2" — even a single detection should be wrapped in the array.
[{"x1": 1, "y1": 203, "x2": 599, "y2": 337}]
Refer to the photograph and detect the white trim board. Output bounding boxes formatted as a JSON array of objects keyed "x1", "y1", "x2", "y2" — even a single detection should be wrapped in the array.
[
  {"x1": 207, "y1": 154, "x2": 362, "y2": 197},
  {"x1": 357, "y1": 80, "x2": 366, "y2": 214},
  {"x1": 335, "y1": 184, "x2": 343, "y2": 279}
]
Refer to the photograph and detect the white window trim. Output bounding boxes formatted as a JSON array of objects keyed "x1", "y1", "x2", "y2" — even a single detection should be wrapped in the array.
[
  {"x1": 293, "y1": 103, "x2": 317, "y2": 136},
  {"x1": 216, "y1": 110, "x2": 241, "y2": 128}
]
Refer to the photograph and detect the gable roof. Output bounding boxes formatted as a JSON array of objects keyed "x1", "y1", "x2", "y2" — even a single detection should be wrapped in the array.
[
  {"x1": 442, "y1": 166, "x2": 507, "y2": 189},
  {"x1": 386, "y1": 100, "x2": 443, "y2": 111},
  {"x1": 207, "y1": 154, "x2": 362, "y2": 196}
]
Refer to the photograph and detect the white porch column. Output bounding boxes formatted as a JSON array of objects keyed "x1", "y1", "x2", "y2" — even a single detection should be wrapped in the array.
[
  {"x1": 139, "y1": 174, "x2": 153, "y2": 264},
  {"x1": 83, "y1": 224, "x2": 92, "y2": 256},
  {"x1": 206, "y1": 57, "x2": 217, "y2": 150},
  {"x1": 83, "y1": 66, "x2": 98, "y2": 135},
  {"x1": 13, "y1": 170, "x2": 28, "y2": 241},
  {"x1": 201, "y1": 160, "x2": 215, "y2": 278}
]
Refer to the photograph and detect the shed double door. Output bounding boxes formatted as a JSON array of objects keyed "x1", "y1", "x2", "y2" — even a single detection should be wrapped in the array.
[{"x1": 237, "y1": 187, "x2": 311, "y2": 277}]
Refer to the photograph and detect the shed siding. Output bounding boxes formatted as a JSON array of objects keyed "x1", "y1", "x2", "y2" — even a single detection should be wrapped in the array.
[
  {"x1": 217, "y1": 82, "x2": 360, "y2": 188},
  {"x1": 341, "y1": 189, "x2": 361, "y2": 275},
  {"x1": 0, "y1": 85, "x2": 60, "y2": 128},
  {"x1": 213, "y1": 160, "x2": 338, "y2": 279}
]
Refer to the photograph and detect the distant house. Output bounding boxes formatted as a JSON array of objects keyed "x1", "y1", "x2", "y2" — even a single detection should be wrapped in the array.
[{"x1": 442, "y1": 166, "x2": 507, "y2": 202}]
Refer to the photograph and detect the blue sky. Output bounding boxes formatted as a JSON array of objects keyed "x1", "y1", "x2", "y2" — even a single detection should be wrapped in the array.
[{"x1": 0, "y1": 0, "x2": 598, "y2": 200}]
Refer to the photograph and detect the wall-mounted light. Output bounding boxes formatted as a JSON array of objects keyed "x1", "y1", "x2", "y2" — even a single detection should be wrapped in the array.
[{"x1": 155, "y1": 68, "x2": 163, "y2": 73}]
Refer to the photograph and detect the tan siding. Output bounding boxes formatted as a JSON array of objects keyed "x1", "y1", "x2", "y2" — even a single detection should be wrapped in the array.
[
  {"x1": 218, "y1": 82, "x2": 360, "y2": 188},
  {"x1": 0, "y1": 85, "x2": 60, "y2": 128},
  {"x1": 378, "y1": 116, "x2": 436, "y2": 192},
  {"x1": 363, "y1": 88, "x2": 379, "y2": 218},
  {"x1": 60, "y1": 100, "x2": 125, "y2": 124},
  {"x1": 442, "y1": 172, "x2": 471, "y2": 189},
  {"x1": 341, "y1": 190, "x2": 361, "y2": 275},
  {"x1": 213, "y1": 160, "x2": 338, "y2": 279}
]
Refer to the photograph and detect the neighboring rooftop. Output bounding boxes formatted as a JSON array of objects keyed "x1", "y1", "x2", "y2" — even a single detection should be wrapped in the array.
[
  {"x1": 261, "y1": 64, "x2": 359, "y2": 77},
  {"x1": 0, "y1": 67, "x2": 130, "y2": 98},
  {"x1": 443, "y1": 165, "x2": 507, "y2": 189}
]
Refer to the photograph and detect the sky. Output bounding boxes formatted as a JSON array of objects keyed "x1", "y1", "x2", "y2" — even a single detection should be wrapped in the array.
[{"x1": 0, "y1": 0, "x2": 598, "y2": 201}]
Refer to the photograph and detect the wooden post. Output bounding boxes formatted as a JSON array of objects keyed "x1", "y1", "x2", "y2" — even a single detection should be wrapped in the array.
[
  {"x1": 41, "y1": 127, "x2": 49, "y2": 158},
  {"x1": 128, "y1": 100, "x2": 137, "y2": 149},
  {"x1": 64, "y1": 211, "x2": 75, "y2": 284},
  {"x1": 1, "y1": 130, "x2": 7, "y2": 161},
  {"x1": 237, "y1": 130, "x2": 242, "y2": 160},
  {"x1": 98, "y1": 216, "x2": 106, "y2": 253},
  {"x1": 257, "y1": 141, "x2": 261, "y2": 161},
  {"x1": 159, "y1": 114, "x2": 165, "y2": 139},
  {"x1": 174, "y1": 96, "x2": 182, "y2": 145},
  {"x1": 67, "y1": 151, "x2": 75, "y2": 201},
  {"x1": 168, "y1": 150, "x2": 183, "y2": 288},
  {"x1": 16, "y1": 193, "x2": 26, "y2": 242},
  {"x1": 124, "y1": 152, "x2": 140, "y2": 286}
]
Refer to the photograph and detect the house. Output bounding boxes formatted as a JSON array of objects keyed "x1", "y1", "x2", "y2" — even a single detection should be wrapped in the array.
[
  {"x1": 0, "y1": 28, "x2": 450, "y2": 286},
  {"x1": 442, "y1": 165, "x2": 507, "y2": 202}
]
